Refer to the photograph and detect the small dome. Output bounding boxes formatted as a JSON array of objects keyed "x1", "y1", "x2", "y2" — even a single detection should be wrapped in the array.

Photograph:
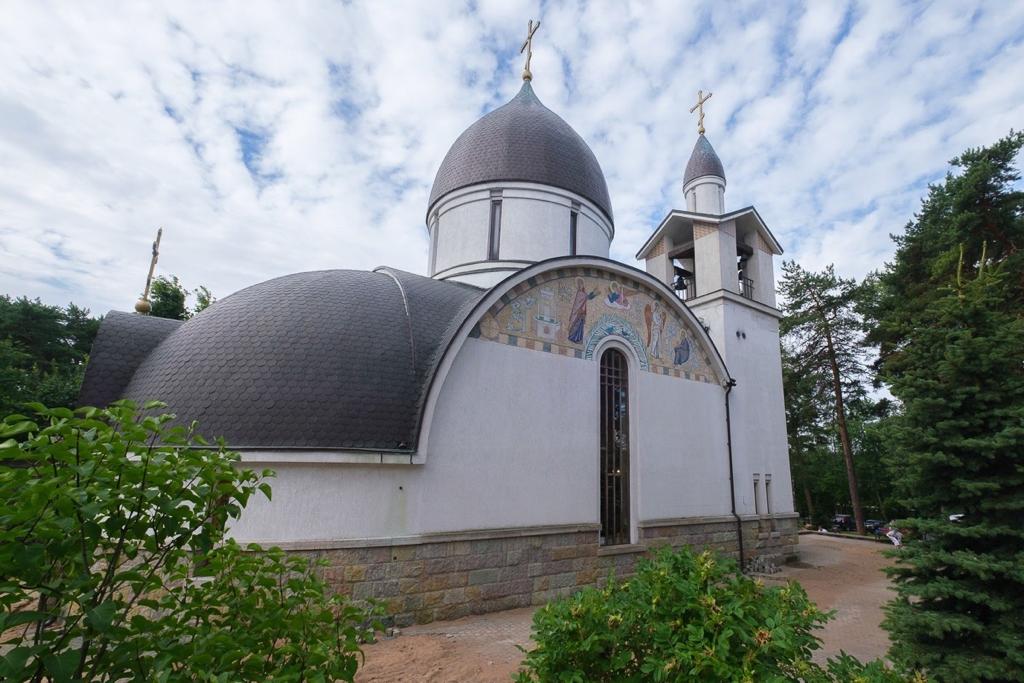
[
  {"x1": 683, "y1": 134, "x2": 726, "y2": 186},
  {"x1": 428, "y1": 82, "x2": 612, "y2": 222}
]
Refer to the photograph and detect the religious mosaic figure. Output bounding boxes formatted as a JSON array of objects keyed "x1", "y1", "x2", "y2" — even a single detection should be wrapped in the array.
[
  {"x1": 604, "y1": 281, "x2": 634, "y2": 310},
  {"x1": 567, "y1": 277, "x2": 598, "y2": 344},
  {"x1": 508, "y1": 301, "x2": 526, "y2": 332},
  {"x1": 673, "y1": 334, "x2": 691, "y2": 365},
  {"x1": 644, "y1": 302, "x2": 666, "y2": 359}
]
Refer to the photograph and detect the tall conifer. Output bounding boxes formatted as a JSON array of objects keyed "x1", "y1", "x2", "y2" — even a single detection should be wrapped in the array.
[
  {"x1": 779, "y1": 262, "x2": 868, "y2": 533},
  {"x1": 872, "y1": 132, "x2": 1024, "y2": 681},
  {"x1": 882, "y1": 259, "x2": 1024, "y2": 680}
]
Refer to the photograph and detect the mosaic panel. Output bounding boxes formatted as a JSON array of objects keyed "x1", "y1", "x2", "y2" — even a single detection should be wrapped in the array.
[{"x1": 470, "y1": 268, "x2": 721, "y2": 384}]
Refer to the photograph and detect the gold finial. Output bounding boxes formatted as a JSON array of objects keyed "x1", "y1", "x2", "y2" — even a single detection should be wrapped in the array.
[
  {"x1": 689, "y1": 89, "x2": 713, "y2": 136},
  {"x1": 520, "y1": 19, "x2": 541, "y2": 82},
  {"x1": 135, "y1": 227, "x2": 162, "y2": 314}
]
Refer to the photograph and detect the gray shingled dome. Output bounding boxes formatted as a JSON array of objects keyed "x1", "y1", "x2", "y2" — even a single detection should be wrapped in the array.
[
  {"x1": 79, "y1": 269, "x2": 483, "y2": 451},
  {"x1": 427, "y1": 82, "x2": 612, "y2": 222},
  {"x1": 683, "y1": 134, "x2": 726, "y2": 186}
]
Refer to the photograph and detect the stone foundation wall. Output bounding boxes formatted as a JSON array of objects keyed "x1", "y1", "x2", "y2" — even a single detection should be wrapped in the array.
[{"x1": 294, "y1": 514, "x2": 798, "y2": 627}]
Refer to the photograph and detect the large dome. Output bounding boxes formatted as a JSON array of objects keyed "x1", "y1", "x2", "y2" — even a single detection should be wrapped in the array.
[
  {"x1": 427, "y1": 82, "x2": 612, "y2": 222},
  {"x1": 79, "y1": 269, "x2": 483, "y2": 451}
]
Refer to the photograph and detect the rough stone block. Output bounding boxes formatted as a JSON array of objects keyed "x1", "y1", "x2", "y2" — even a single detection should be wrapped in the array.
[
  {"x1": 352, "y1": 582, "x2": 374, "y2": 601},
  {"x1": 390, "y1": 546, "x2": 416, "y2": 562},
  {"x1": 499, "y1": 565, "x2": 528, "y2": 582},
  {"x1": 418, "y1": 543, "x2": 452, "y2": 560},
  {"x1": 400, "y1": 560, "x2": 425, "y2": 578},
  {"x1": 480, "y1": 582, "x2": 510, "y2": 599},
  {"x1": 470, "y1": 539, "x2": 504, "y2": 554},
  {"x1": 425, "y1": 557, "x2": 458, "y2": 575},
  {"x1": 448, "y1": 541, "x2": 472, "y2": 556},
  {"x1": 541, "y1": 558, "x2": 574, "y2": 574},
  {"x1": 373, "y1": 580, "x2": 400, "y2": 598},
  {"x1": 422, "y1": 590, "x2": 445, "y2": 608},
  {"x1": 549, "y1": 572, "x2": 576, "y2": 589},
  {"x1": 468, "y1": 568, "x2": 500, "y2": 585},
  {"x1": 457, "y1": 552, "x2": 504, "y2": 571},
  {"x1": 364, "y1": 564, "x2": 388, "y2": 582}
]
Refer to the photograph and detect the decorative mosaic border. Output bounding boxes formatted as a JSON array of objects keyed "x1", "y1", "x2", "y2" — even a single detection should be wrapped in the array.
[{"x1": 470, "y1": 266, "x2": 721, "y2": 385}]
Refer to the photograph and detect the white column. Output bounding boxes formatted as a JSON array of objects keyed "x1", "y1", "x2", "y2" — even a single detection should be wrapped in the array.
[
  {"x1": 693, "y1": 220, "x2": 737, "y2": 296},
  {"x1": 644, "y1": 238, "x2": 674, "y2": 289}
]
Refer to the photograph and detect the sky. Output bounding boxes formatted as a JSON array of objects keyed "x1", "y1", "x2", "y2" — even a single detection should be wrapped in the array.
[{"x1": 1, "y1": 0, "x2": 1022, "y2": 315}]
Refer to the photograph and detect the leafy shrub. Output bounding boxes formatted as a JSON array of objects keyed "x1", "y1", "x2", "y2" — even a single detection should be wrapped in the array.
[
  {"x1": 0, "y1": 402, "x2": 379, "y2": 682},
  {"x1": 516, "y1": 546, "x2": 911, "y2": 682}
]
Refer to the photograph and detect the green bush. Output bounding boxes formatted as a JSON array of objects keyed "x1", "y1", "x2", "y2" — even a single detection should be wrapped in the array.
[
  {"x1": 516, "y1": 546, "x2": 912, "y2": 682},
  {"x1": 0, "y1": 402, "x2": 379, "y2": 682}
]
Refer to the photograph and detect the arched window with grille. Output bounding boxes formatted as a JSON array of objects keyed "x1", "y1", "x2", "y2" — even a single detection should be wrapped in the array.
[{"x1": 599, "y1": 347, "x2": 630, "y2": 546}]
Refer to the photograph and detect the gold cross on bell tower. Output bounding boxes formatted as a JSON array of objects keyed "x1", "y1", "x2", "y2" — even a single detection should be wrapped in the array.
[
  {"x1": 520, "y1": 19, "x2": 541, "y2": 82},
  {"x1": 689, "y1": 89, "x2": 713, "y2": 136}
]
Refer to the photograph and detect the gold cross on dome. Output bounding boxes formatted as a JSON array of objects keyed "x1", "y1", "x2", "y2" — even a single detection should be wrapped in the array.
[
  {"x1": 520, "y1": 19, "x2": 541, "y2": 81},
  {"x1": 689, "y1": 89, "x2": 713, "y2": 135}
]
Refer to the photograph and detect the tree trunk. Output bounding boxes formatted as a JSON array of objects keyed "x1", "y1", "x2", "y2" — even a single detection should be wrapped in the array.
[
  {"x1": 803, "y1": 483, "x2": 816, "y2": 525},
  {"x1": 824, "y1": 328, "x2": 866, "y2": 534}
]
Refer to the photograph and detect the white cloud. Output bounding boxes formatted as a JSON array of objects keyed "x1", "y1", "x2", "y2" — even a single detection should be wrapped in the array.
[{"x1": 0, "y1": 0, "x2": 1021, "y2": 316}]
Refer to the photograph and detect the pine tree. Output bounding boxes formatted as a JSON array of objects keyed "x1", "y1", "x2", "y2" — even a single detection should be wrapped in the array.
[
  {"x1": 779, "y1": 262, "x2": 869, "y2": 533},
  {"x1": 882, "y1": 256, "x2": 1024, "y2": 681},
  {"x1": 865, "y1": 132, "x2": 1024, "y2": 680},
  {"x1": 865, "y1": 131, "x2": 1023, "y2": 375}
]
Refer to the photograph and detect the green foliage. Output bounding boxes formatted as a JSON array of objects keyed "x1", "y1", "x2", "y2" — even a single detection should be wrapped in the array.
[
  {"x1": 881, "y1": 263, "x2": 1024, "y2": 681},
  {"x1": 866, "y1": 130, "x2": 1023, "y2": 381},
  {"x1": 0, "y1": 402, "x2": 379, "y2": 682},
  {"x1": 193, "y1": 284, "x2": 216, "y2": 314},
  {"x1": 516, "y1": 546, "x2": 907, "y2": 682},
  {"x1": 149, "y1": 275, "x2": 190, "y2": 320},
  {"x1": 779, "y1": 262, "x2": 870, "y2": 532},
  {"x1": 149, "y1": 275, "x2": 216, "y2": 320},
  {"x1": 0, "y1": 296, "x2": 99, "y2": 415},
  {"x1": 863, "y1": 132, "x2": 1024, "y2": 681}
]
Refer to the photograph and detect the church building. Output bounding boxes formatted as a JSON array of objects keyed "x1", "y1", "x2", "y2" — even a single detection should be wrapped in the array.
[{"x1": 80, "y1": 34, "x2": 797, "y2": 625}]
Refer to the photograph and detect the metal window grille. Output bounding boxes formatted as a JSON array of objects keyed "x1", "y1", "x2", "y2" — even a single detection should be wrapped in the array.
[{"x1": 599, "y1": 348, "x2": 630, "y2": 546}]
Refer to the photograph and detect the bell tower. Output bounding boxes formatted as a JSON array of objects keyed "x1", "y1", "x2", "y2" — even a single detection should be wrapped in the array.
[{"x1": 635, "y1": 90, "x2": 794, "y2": 527}]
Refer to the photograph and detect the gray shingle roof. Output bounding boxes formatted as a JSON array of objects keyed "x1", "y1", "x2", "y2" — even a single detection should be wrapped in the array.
[
  {"x1": 77, "y1": 311, "x2": 182, "y2": 408},
  {"x1": 79, "y1": 269, "x2": 484, "y2": 451},
  {"x1": 427, "y1": 82, "x2": 613, "y2": 222},
  {"x1": 683, "y1": 134, "x2": 726, "y2": 186}
]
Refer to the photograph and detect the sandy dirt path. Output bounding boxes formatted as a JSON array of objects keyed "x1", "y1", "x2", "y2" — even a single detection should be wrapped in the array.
[{"x1": 356, "y1": 534, "x2": 894, "y2": 682}]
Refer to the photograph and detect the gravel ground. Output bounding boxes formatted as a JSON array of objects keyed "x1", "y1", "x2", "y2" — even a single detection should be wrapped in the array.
[{"x1": 356, "y1": 534, "x2": 894, "y2": 682}]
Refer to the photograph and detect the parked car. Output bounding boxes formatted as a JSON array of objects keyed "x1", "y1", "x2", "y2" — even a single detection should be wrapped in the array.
[
  {"x1": 830, "y1": 514, "x2": 855, "y2": 532},
  {"x1": 865, "y1": 519, "x2": 885, "y2": 535}
]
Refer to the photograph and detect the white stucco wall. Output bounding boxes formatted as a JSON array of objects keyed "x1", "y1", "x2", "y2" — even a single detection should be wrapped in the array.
[
  {"x1": 634, "y1": 370, "x2": 733, "y2": 520},
  {"x1": 689, "y1": 297, "x2": 794, "y2": 516},
  {"x1": 230, "y1": 334, "x2": 734, "y2": 546},
  {"x1": 429, "y1": 181, "x2": 613, "y2": 285},
  {"x1": 684, "y1": 176, "x2": 725, "y2": 215}
]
